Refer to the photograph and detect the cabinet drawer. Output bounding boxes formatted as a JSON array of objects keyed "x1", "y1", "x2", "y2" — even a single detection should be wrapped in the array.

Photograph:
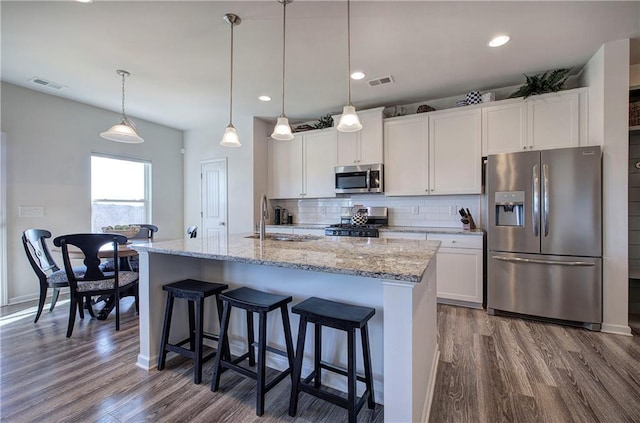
[
  {"x1": 427, "y1": 233, "x2": 482, "y2": 249},
  {"x1": 379, "y1": 232, "x2": 427, "y2": 240}
]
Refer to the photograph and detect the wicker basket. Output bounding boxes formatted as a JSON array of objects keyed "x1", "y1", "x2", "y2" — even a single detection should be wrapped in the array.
[{"x1": 631, "y1": 101, "x2": 640, "y2": 127}]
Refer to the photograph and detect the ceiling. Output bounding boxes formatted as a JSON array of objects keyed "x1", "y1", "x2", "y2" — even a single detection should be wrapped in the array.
[{"x1": 2, "y1": 1, "x2": 639, "y2": 131}]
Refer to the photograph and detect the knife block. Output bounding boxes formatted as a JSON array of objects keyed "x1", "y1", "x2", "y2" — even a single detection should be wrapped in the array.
[{"x1": 463, "y1": 212, "x2": 476, "y2": 231}]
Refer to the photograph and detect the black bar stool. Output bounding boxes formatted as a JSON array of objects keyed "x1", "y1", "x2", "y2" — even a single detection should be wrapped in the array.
[
  {"x1": 157, "y1": 279, "x2": 229, "y2": 384},
  {"x1": 210, "y1": 287, "x2": 295, "y2": 416},
  {"x1": 289, "y1": 297, "x2": 376, "y2": 423}
]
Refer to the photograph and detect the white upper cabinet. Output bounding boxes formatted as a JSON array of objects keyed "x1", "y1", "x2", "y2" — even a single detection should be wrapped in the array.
[
  {"x1": 482, "y1": 88, "x2": 589, "y2": 155},
  {"x1": 335, "y1": 107, "x2": 384, "y2": 166},
  {"x1": 527, "y1": 89, "x2": 586, "y2": 150},
  {"x1": 269, "y1": 135, "x2": 303, "y2": 199},
  {"x1": 268, "y1": 129, "x2": 337, "y2": 199},
  {"x1": 429, "y1": 108, "x2": 482, "y2": 195},
  {"x1": 482, "y1": 102, "x2": 527, "y2": 155},
  {"x1": 384, "y1": 108, "x2": 482, "y2": 197},
  {"x1": 303, "y1": 129, "x2": 338, "y2": 198},
  {"x1": 384, "y1": 115, "x2": 429, "y2": 196}
]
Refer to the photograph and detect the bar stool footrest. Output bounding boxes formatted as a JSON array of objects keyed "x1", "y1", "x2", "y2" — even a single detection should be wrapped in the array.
[
  {"x1": 318, "y1": 361, "x2": 370, "y2": 384},
  {"x1": 250, "y1": 342, "x2": 290, "y2": 358}
]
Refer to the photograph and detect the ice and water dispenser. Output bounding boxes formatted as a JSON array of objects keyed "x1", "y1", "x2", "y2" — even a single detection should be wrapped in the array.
[{"x1": 494, "y1": 191, "x2": 524, "y2": 226}]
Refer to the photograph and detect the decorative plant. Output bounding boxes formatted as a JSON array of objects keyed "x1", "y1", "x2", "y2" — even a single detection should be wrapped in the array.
[
  {"x1": 509, "y1": 68, "x2": 571, "y2": 99},
  {"x1": 314, "y1": 114, "x2": 334, "y2": 129}
]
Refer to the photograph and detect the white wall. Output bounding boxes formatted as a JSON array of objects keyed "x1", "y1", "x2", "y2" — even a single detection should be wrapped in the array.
[
  {"x1": 183, "y1": 114, "x2": 254, "y2": 236},
  {"x1": 581, "y1": 39, "x2": 631, "y2": 335},
  {"x1": 0, "y1": 82, "x2": 184, "y2": 304}
]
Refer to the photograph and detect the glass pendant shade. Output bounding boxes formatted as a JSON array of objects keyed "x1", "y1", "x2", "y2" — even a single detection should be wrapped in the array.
[
  {"x1": 100, "y1": 69, "x2": 144, "y2": 143},
  {"x1": 220, "y1": 124, "x2": 241, "y2": 147},
  {"x1": 271, "y1": 116, "x2": 294, "y2": 140},
  {"x1": 337, "y1": 105, "x2": 362, "y2": 132},
  {"x1": 100, "y1": 121, "x2": 144, "y2": 143}
]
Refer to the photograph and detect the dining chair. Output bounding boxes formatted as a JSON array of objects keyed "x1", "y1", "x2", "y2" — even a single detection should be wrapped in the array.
[
  {"x1": 187, "y1": 225, "x2": 198, "y2": 238},
  {"x1": 22, "y1": 229, "x2": 71, "y2": 323},
  {"x1": 53, "y1": 233, "x2": 139, "y2": 337},
  {"x1": 124, "y1": 224, "x2": 158, "y2": 272}
]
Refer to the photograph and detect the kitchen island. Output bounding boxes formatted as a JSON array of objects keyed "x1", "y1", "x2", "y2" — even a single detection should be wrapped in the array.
[{"x1": 132, "y1": 234, "x2": 440, "y2": 423}]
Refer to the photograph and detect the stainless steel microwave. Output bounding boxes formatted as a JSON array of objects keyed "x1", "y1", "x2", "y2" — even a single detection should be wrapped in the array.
[{"x1": 335, "y1": 164, "x2": 384, "y2": 194}]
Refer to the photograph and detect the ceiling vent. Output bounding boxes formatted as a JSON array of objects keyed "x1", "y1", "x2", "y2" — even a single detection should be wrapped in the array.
[
  {"x1": 29, "y1": 77, "x2": 66, "y2": 90},
  {"x1": 367, "y1": 75, "x2": 394, "y2": 87}
]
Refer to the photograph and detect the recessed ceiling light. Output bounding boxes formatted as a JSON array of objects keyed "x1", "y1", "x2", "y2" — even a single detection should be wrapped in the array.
[
  {"x1": 351, "y1": 71, "x2": 366, "y2": 80},
  {"x1": 488, "y1": 35, "x2": 510, "y2": 48},
  {"x1": 75, "y1": 0, "x2": 93, "y2": 3},
  {"x1": 258, "y1": 95, "x2": 272, "y2": 102}
]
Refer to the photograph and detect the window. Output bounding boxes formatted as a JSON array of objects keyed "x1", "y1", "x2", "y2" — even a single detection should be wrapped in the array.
[{"x1": 91, "y1": 155, "x2": 151, "y2": 232}]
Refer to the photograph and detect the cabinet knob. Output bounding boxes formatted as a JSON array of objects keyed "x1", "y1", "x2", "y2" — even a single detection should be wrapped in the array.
[
  {"x1": 523, "y1": 146, "x2": 527, "y2": 150},
  {"x1": 219, "y1": 222, "x2": 226, "y2": 226}
]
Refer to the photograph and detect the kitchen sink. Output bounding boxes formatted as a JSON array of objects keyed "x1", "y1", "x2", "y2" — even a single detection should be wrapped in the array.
[{"x1": 245, "y1": 234, "x2": 321, "y2": 242}]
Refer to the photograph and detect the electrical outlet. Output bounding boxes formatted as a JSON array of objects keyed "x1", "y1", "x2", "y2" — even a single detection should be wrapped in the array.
[
  {"x1": 411, "y1": 206, "x2": 419, "y2": 215},
  {"x1": 319, "y1": 206, "x2": 326, "y2": 214},
  {"x1": 19, "y1": 206, "x2": 45, "y2": 217}
]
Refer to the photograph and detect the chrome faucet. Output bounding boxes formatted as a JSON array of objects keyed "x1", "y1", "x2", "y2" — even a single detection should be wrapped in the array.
[{"x1": 259, "y1": 194, "x2": 269, "y2": 241}]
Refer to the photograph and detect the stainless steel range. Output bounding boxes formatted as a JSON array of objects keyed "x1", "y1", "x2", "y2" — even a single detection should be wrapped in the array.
[{"x1": 325, "y1": 207, "x2": 388, "y2": 237}]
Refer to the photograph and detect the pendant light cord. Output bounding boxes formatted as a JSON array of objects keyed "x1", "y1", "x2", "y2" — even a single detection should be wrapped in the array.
[
  {"x1": 347, "y1": 0, "x2": 352, "y2": 106},
  {"x1": 281, "y1": 1, "x2": 287, "y2": 117},
  {"x1": 121, "y1": 72, "x2": 127, "y2": 121},
  {"x1": 229, "y1": 19, "x2": 235, "y2": 125}
]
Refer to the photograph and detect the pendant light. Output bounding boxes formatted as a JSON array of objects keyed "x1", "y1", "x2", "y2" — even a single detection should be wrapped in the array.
[
  {"x1": 337, "y1": 0, "x2": 362, "y2": 133},
  {"x1": 271, "y1": 0, "x2": 294, "y2": 141},
  {"x1": 100, "y1": 69, "x2": 144, "y2": 143},
  {"x1": 220, "y1": 13, "x2": 242, "y2": 147}
]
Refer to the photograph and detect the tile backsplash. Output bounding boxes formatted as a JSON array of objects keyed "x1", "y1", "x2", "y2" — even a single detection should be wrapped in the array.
[{"x1": 271, "y1": 194, "x2": 483, "y2": 229}]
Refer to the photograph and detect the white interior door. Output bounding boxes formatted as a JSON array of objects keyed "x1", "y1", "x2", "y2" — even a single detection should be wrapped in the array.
[{"x1": 201, "y1": 159, "x2": 228, "y2": 246}]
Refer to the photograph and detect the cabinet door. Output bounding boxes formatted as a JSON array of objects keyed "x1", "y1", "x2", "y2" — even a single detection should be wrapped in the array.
[
  {"x1": 336, "y1": 131, "x2": 359, "y2": 166},
  {"x1": 335, "y1": 108, "x2": 384, "y2": 166},
  {"x1": 482, "y1": 102, "x2": 527, "y2": 155},
  {"x1": 269, "y1": 135, "x2": 303, "y2": 199},
  {"x1": 379, "y1": 231, "x2": 427, "y2": 240},
  {"x1": 304, "y1": 130, "x2": 337, "y2": 198},
  {"x1": 429, "y1": 108, "x2": 482, "y2": 195},
  {"x1": 358, "y1": 109, "x2": 384, "y2": 165},
  {"x1": 383, "y1": 116, "x2": 429, "y2": 196},
  {"x1": 527, "y1": 91, "x2": 580, "y2": 150},
  {"x1": 434, "y1": 247, "x2": 483, "y2": 305}
]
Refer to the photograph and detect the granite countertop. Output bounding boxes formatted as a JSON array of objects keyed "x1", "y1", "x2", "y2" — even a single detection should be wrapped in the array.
[
  {"x1": 268, "y1": 223, "x2": 483, "y2": 236},
  {"x1": 132, "y1": 234, "x2": 440, "y2": 283}
]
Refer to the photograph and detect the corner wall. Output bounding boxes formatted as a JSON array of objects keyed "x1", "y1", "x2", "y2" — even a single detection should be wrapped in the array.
[
  {"x1": 581, "y1": 39, "x2": 631, "y2": 335},
  {"x1": 0, "y1": 82, "x2": 184, "y2": 304}
]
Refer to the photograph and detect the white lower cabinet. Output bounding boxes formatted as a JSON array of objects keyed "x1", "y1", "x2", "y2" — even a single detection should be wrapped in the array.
[{"x1": 427, "y1": 234, "x2": 483, "y2": 307}]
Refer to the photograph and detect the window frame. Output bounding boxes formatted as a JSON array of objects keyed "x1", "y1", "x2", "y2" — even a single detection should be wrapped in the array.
[{"x1": 90, "y1": 153, "x2": 152, "y2": 230}]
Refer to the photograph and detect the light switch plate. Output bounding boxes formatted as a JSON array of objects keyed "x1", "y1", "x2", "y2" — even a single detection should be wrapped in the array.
[{"x1": 19, "y1": 206, "x2": 45, "y2": 217}]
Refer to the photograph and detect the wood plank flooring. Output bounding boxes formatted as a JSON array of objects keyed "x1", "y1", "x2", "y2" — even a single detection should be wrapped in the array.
[
  {"x1": 2, "y1": 299, "x2": 640, "y2": 422},
  {"x1": 430, "y1": 305, "x2": 640, "y2": 423}
]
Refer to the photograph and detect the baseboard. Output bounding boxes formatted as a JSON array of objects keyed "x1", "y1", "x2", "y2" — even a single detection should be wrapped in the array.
[
  {"x1": 421, "y1": 348, "x2": 440, "y2": 423},
  {"x1": 437, "y1": 298, "x2": 483, "y2": 309},
  {"x1": 137, "y1": 353, "x2": 157, "y2": 370},
  {"x1": 9, "y1": 289, "x2": 70, "y2": 305},
  {"x1": 601, "y1": 323, "x2": 633, "y2": 336}
]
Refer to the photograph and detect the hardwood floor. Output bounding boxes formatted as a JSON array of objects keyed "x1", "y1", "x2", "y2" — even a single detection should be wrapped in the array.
[
  {"x1": 2, "y1": 300, "x2": 640, "y2": 422},
  {"x1": 0, "y1": 297, "x2": 383, "y2": 423},
  {"x1": 430, "y1": 305, "x2": 640, "y2": 423}
]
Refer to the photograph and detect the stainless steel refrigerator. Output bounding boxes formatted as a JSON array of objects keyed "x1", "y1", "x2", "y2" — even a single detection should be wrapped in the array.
[{"x1": 486, "y1": 146, "x2": 602, "y2": 330}]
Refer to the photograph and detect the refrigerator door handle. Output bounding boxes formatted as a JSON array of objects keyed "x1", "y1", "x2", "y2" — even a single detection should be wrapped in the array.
[
  {"x1": 543, "y1": 163, "x2": 550, "y2": 237},
  {"x1": 491, "y1": 255, "x2": 595, "y2": 267},
  {"x1": 532, "y1": 164, "x2": 540, "y2": 237}
]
